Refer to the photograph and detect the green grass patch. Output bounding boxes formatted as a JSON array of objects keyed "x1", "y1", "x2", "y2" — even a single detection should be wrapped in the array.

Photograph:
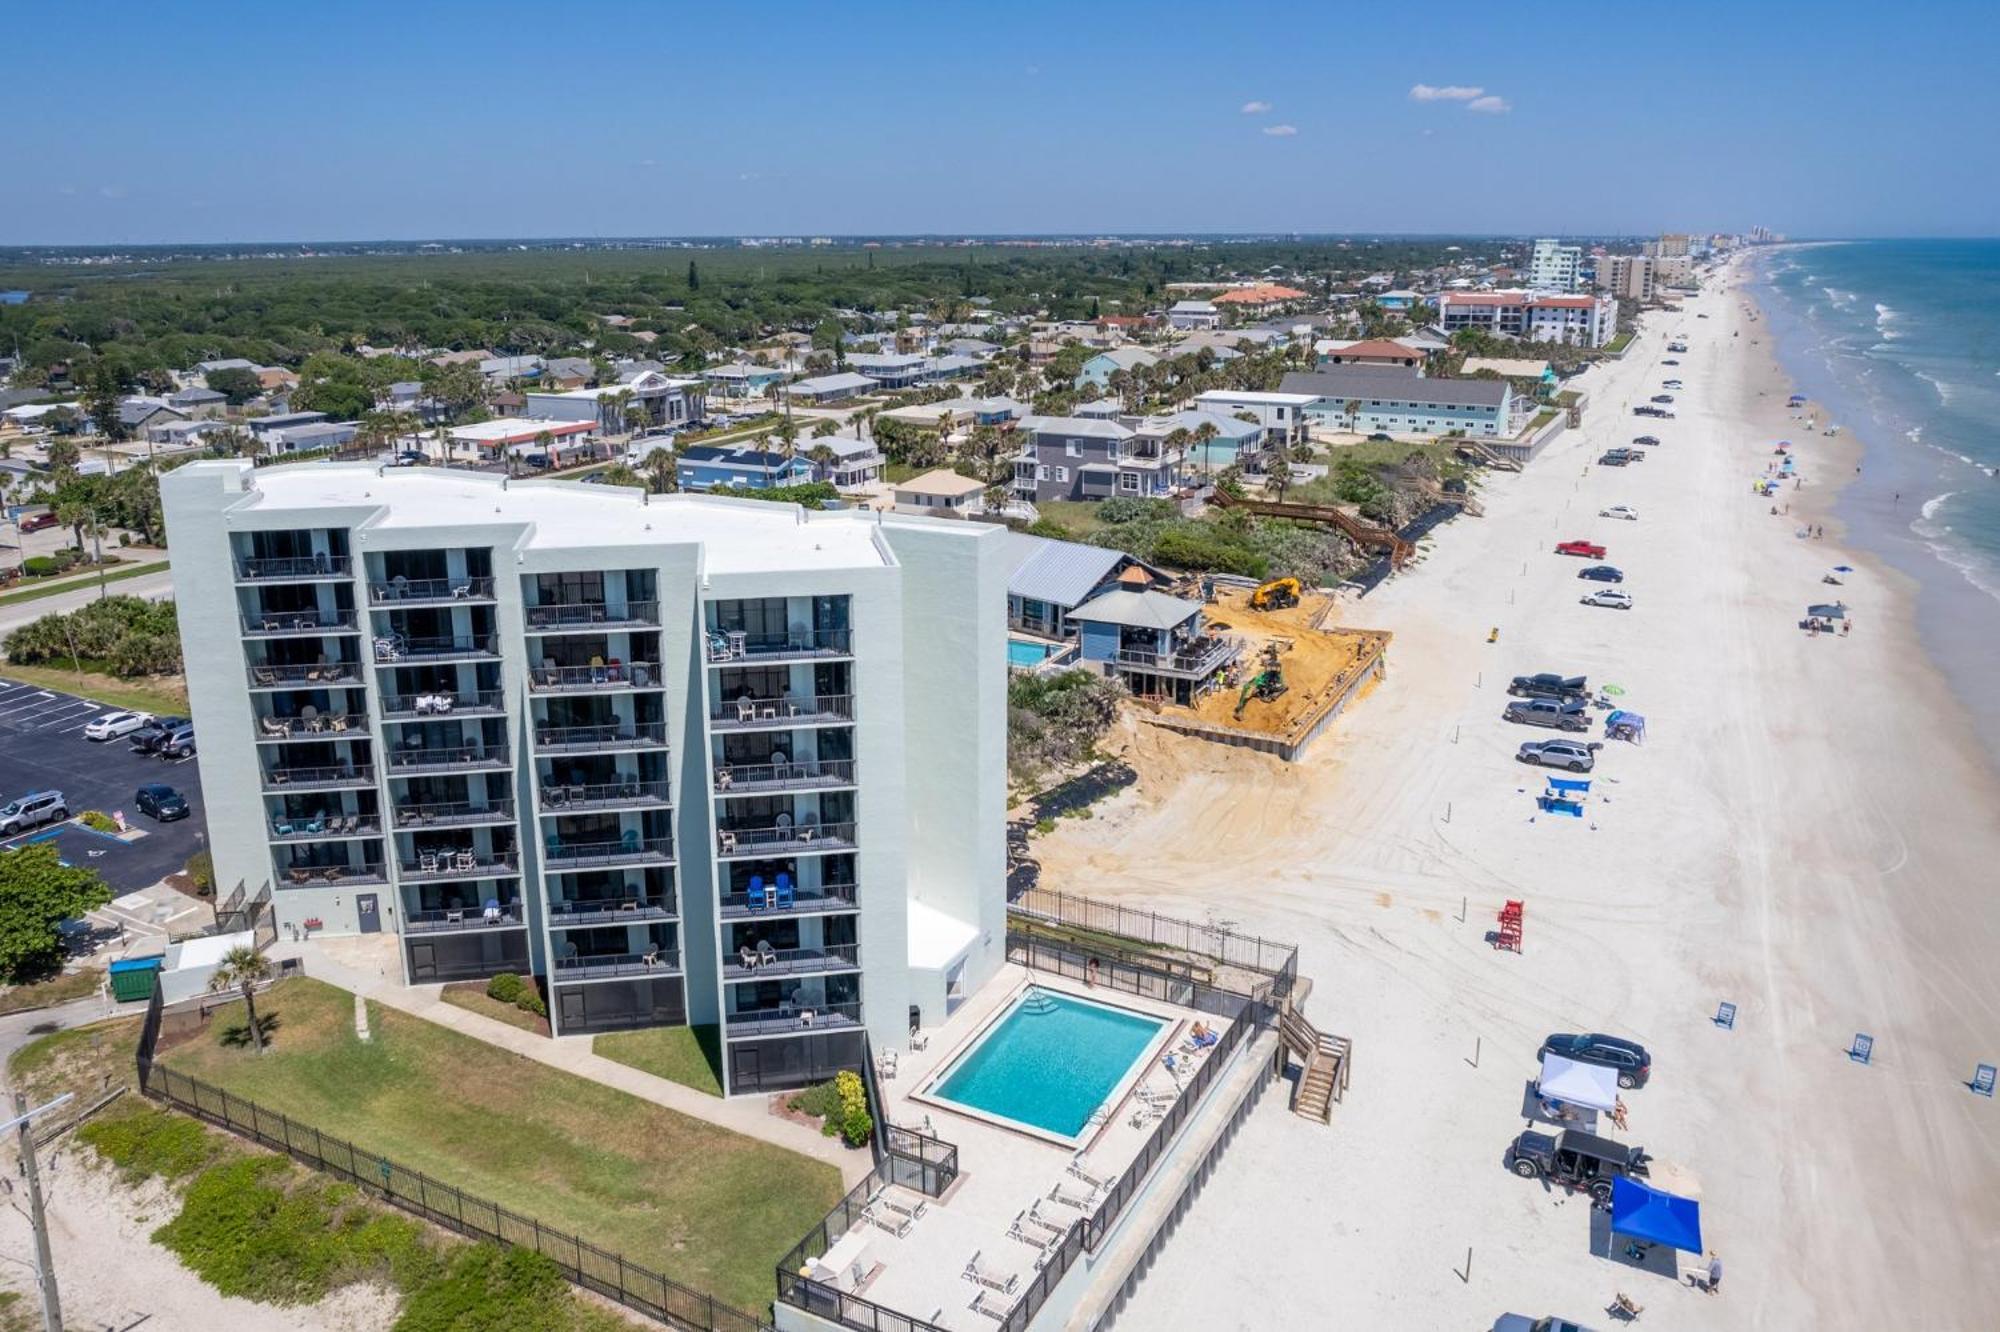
[
  {"x1": 0, "y1": 559, "x2": 168, "y2": 607},
  {"x1": 0, "y1": 661, "x2": 188, "y2": 715},
  {"x1": 79, "y1": 1101, "x2": 227, "y2": 1182},
  {"x1": 0, "y1": 1290, "x2": 35, "y2": 1332},
  {"x1": 0, "y1": 966, "x2": 105, "y2": 1015},
  {"x1": 1031, "y1": 499, "x2": 1111, "y2": 539},
  {"x1": 438, "y1": 982, "x2": 546, "y2": 1034},
  {"x1": 593, "y1": 1024, "x2": 723, "y2": 1098},
  {"x1": 163, "y1": 977, "x2": 840, "y2": 1312},
  {"x1": 1604, "y1": 331, "x2": 1635, "y2": 354}
]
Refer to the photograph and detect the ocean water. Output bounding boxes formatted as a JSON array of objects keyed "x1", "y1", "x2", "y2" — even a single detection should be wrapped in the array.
[{"x1": 1755, "y1": 240, "x2": 2000, "y2": 759}]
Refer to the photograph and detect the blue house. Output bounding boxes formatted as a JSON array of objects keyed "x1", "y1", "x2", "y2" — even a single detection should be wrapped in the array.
[
  {"x1": 1131, "y1": 409, "x2": 1263, "y2": 471},
  {"x1": 676, "y1": 445, "x2": 815, "y2": 492},
  {"x1": 1074, "y1": 347, "x2": 1160, "y2": 393},
  {"x1": 1067, "y1": 588, "x2": 1241, "y2": 705}
]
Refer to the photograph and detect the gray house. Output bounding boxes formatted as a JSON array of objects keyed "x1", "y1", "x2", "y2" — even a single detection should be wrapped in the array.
[{"x1": 1010, "y1": 415, "x2": 1187, "y2": 504}]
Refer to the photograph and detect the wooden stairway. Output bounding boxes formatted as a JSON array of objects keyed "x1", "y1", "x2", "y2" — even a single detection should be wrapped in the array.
[
  {"x1": 1280, "y1": 1007, "x2": 1351, "y2": 1124},
  {"x1": 1211, "y1": 491, "x2": 1415, "y2": 567},
  {"x1": 1453, "y1": 440, "x2": 1523, "y2": 472}
]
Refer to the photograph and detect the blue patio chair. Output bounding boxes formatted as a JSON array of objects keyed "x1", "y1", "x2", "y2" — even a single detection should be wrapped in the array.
[
  {"x1": 620, "y1": 828, "x2": 641, "y2": 853},
  {"x1": 303, "y1": 815, "x2": 325, "y2": 835},
  {"x1": 545, "y1": 832, "x2": 562, "y2": 860},
  {"x1": 746, "y1": 876, "x2": 767, "y2": 911},
  {"x1": 775, "y1": 875, "x2": 795, "y2": 909},
  {"x1": 272, "y1": 816, "x2": 295, "y2": 836}
]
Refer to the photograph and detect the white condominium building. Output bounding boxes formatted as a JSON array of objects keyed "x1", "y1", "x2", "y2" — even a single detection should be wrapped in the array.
[
  {"x1": 1438, "y1": 290, "x2": 1619, "y2": 348},
  {"x1": 160, "y1": 461, "x2": 1008, "y2": 1096},
  {"x1": 1527, "y1": 238, "x2": 1583, "y2": 293}
]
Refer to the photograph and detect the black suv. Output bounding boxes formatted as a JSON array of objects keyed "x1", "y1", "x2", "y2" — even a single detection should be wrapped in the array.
[
  {"x1": 1507, "y1": 673, "x2": 1588, "y2": 702},
  {"x1": 1508, "y1": 1128, "x2": 1651, "y2": 1204},
  {"x1": 1540, "y1": 1032, "x2": 1652, "y2": 1088},
  {"x1": 131, "y1": 716, "x2": 191, "y2": 754}
]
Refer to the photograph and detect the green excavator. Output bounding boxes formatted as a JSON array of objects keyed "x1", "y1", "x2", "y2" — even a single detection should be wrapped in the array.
[{"x1": 1233, "y1": 643, "x2": 1288, "y2": 720}]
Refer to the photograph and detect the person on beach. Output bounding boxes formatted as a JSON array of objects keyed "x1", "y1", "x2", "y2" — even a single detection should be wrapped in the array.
[
  {"x1": 1609, "y1": 1096, "x2": 1629, "y2": 1131},
  {"x1": 1707, "y1": 1253, "x2": 1723, "y2": 1295}
]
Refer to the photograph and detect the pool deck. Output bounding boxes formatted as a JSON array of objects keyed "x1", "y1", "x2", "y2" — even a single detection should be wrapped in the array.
[{"x1": 836, "y1": 964, "x2": 1235, "y2": 1329}]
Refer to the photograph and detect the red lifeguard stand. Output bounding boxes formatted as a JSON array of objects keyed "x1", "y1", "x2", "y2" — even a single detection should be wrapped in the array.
[{"x1": 1495, "y1": 900, "x2": 1524, "y2": 953}]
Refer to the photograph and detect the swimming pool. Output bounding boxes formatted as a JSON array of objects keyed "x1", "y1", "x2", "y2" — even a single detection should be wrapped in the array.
[
  {"x1": 920, "y1": 988, "x2": 1167, "y2": 1142},
  {"x1": 1006, "y1": 637, "x2": 1063, "y2": 670}
]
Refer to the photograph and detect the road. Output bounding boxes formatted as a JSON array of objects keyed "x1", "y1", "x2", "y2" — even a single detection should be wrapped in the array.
[{"x1": 0, "y1": 567, "x2": 175, "y2": 639}]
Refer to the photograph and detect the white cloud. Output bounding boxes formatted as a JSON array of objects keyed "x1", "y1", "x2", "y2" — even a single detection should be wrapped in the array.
[
  {"x1": 1240, "y1": 100, "x2": 1271, "y2": 115},
  {"x1": 1409, "y1": 83, "x2": 1483, "y2": 102},
  {"x1": 1262, "y1": 124, "x2": 1298, "y2": 137},
  {"x1": 1466, "y1": 95, "x2": 1511, "y2": 114}
]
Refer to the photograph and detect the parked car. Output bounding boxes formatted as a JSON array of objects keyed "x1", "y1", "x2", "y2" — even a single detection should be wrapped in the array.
[
  {"x1": 1581, "y1": 588, "x2": 1633, "y2": 609},
  {"x1": 1600, "y1": 505, "x2": 1638, "y2": 521},
  {"x1": 130, "y1": 716, "x2": 191, "y2": 753},
  {"x1": 1504, "y1": 698, "x2": 1590, "y2": 732},
  {"x1": 1632, "y1": 405, "x2": 1674, "y2": 418},
  {"x1": 1508, "y1": 673, "x2": 1588, "y2": 701},
  {"x1": 1597, "y1": 452, "x2": 1631, "y2": 467},
  {"x1": 0, "y1": 790, "x2": 68, "y2": 836},
  {"x1": 1661, "y1": 358, "x2": 1681, "y2": 365},
  {"x1": 158, "y1": 723, "x2": 197, "y2": 759},
  {"x1": 18, "y1": 511, "x2": 59, "y2": 532},
  {"x1": 1578, "y1": 565, "x2": 1624, "y2": 583},
  {"x1": 1493, "y1": 1316, "x2": 1596, "y2": 1332},
  {"x1": 1540, "y1": 1032, "x2": 1653, "y2": 1088},
  {"x1": 1508, "y1": 1128, "x2": 1651, "y2": 1205},
  {"x1": 387, "y1": 450, "x2": 428, "y2": 467},
  {"x1": 1555, "y1": 540, "x2": 1606, "y2": 559},
  {"x1": 1518, "y1": 739, "x2": 1602, "y2": 772},
  {"x1": 135, "y1": 783, "x2": 190, "y2": 821},
  {"x1": 1662, "y1": 379, "x2": 1683, "y2": 390},
  {"x1": 85, "y1": 709, "x2": 153, "y2": 741},
  {"x1": 1650, "y1": 394, "x2": 1675, "y2": 404},
  {"x1": 1631, "y1": 435, "x2": 1661, "y2": 446}
]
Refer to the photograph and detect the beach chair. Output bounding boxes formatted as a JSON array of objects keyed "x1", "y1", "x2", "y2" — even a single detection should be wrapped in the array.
[
  {"x1": 775, "y1": 874, "x2": 795, "y2": 909},
  {"x1": 969, "y1": 1288, "x2": 1010, "y2": 1321},
  {"x1": 1047, "y1": 1178, "x2": 1097, "y2": 1211},
  {"x1": 1066, "y1": 1153, "x2": 1111, "y2": 1191},
  {"x1": 877, "y1": 1187, "x2": 925, "y2": 1223},
  {"x1": 746, "y1": 876, "x2": 767, "y2": 911},
  {"x1": 862, "y1": 1203, "x2": 912, "y2": 1238},
  {"x1": 756, "y1": 939, "x2": 778, "y2": 969},
  {"x1": 961, "y1": 1251, "x2": 1018, "y2": 1296}
]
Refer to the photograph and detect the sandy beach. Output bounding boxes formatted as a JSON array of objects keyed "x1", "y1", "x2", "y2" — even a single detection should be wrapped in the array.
[{"x1": 1035, "y1": 256, "x2": 2000, "y2": 1328}]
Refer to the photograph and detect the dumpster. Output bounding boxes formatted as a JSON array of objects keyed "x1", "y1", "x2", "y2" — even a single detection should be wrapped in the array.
[{"x1": 107, "y1": 955, "x2": 164, "y2": 1003}]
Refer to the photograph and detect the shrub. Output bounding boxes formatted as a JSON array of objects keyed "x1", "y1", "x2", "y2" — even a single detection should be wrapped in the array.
[
  {"x1": 184, "y1": 850, "x2": 215, "y2": 895},
  {"x1": 78, "y1": 1105, "x2": 224, "y2": 1183},
  {"x1": 485, "y1": 972, "x2": 523, "y2": 1004},
  {"x1": 834, "y1": 1070, "x2": 873, "y2": 1147},
  {"x1": 515, "y1": 987, "x2": 547, "y2": 1018},
  {"x1": 395, "y1": 1244, "x2": 580, "y2": 1332},
  {"x1": 21, "y1": 556, "x2": 59, "y2": 577},
  {"x1": 788, "y1": 1080, "x2": 844, "y2": 1135},
  {"x1": 78, "y1": 810, "x2": 119, "y2": 833}
]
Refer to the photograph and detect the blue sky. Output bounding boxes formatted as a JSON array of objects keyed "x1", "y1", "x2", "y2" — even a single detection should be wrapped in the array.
[{"x1": 5, "y1": 0, "x2": 1996, "y2": 244}]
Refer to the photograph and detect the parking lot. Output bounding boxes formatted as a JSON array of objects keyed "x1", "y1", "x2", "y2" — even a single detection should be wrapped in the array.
[{"x1": 0, "y1": 678, "x2": 208, "y2": 892}]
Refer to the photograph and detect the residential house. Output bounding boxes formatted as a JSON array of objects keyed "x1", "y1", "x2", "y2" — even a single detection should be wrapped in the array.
[
  {"x1": 168, "y1": 386, "x2": 230, "y2": 418},
  {"x1": 784, "y1": 372, "x2": 878, "y2": 405},
  {"x1": 525, "y1": 372, "x2": 705, "y2": 435},
  {"x1": 1319, "y1": 338, "x2": 1425, "y2": 370},
  {"x1": 543, "y1": 358, "x2": 597, "y2": 390},
  {"x1": 1132, "y1": 409, "x2": 1262, "y2": 472},
  {"x1": 256, "y1": 367, "x2": 300, "y2": 394},
  {"x1": 195, "y1": 357, "x2": 257, "y2": 382},
  {"x1": 702, "y1": 363, "x2": 788, "y2": 400},
  {"x1": 891, "y1": 469, "x2": 987, "y2": 516},
  {"x1": 479, "y1": 355, "x2": 545, "y2": 384},
  {"x1": 802, "y1": 434, "x2": 885, "y2": 489},
  {"x1": 247, "y1": 411, "x2": 331, "y2": 442},
  {"x1": 1167, "y1": 300, "x2": 1221, "y2": 330},
  {"x1": 119, "y1": 396, "x2": 187, "y2": 434},
  {"x1": 1075, "y1": 346, "x2": 1161, "y2": 393},
  {"x1": 1278, "y1": 366, "x2": 1514, "y2": 439},
  {"x1": 490, "y1": 390, "x2": 527, "y2": 418},
  {"x1": 1212, "y1": 284, "x2": 1308, "y2": 314},
  {"x1": 923, "y1": 354, "x2": 984, "y2": 382},
  {"x1": 1188, "y1": 391, "x2": 1315, "y2": 447},
  {"x1": 676, "y1": 445, "x2": 815, "y2": 492},
  {"x1": 1003, "y1": 531, "x2": 1167, "y2": 640},
  {"x1": 941, "y1": 338, "x2": 1000, "y2": 358},
  {"x1": 1067, "y1": 589, "x2": 1238, "y2": 706},
  {"x1": 1072, "y1": 399, "x2": 1125, "y2": 421},
  {"x1": 264, "y1": 420, "x2": 360, "y2": 456},
  {"x1": 844, "y1": 353, "x2": 929, "y2": 390},
  {"x1": 445, "y1": 417, "x2": 598, "y2": 467},
  {"x1": 1010, "y1": 416, "x2": 1184, "y2": 503},
  {"x1": 146, "y1": 417, "x2": 224, "y2": 450}
]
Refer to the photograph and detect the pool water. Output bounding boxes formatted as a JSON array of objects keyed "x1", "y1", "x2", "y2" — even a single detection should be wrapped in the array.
[
  {"x1": 928, "y1": 989, "x2": 1165, "y2": 1139},
  {"x1": 1007, "y1": 638, "x2": 1062, "y2": 669}
]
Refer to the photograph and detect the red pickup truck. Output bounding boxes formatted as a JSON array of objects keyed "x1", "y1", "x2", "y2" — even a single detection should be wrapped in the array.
[{"x1": 1555, "y1": 540, "x2": 1607, "y2": 559}]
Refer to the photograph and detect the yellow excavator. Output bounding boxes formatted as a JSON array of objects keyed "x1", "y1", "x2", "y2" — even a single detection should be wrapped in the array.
[
  {"x1": 1233, "y1": 643, "x2": 1288, "y2": 719},
  {"x1": 1249, "y1": 577, "x2": 1301, "y2": 612}
]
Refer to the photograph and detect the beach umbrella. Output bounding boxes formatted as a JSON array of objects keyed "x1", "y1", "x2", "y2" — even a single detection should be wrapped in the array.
[
  {"x1": 1601, "y1": 683, "x2": 1626, "y2": 696},
  {"x1": 1609, "y1": 1177, "x2": 1704, "y2": 1254},
  {"x1": 1831, "y1": 565, "x2": 1855, "y2": 573}
]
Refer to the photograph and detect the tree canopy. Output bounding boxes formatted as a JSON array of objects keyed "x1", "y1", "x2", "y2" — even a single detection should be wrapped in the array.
[{"x1": 0, "y1": 844, "x2": 114, "y2": 983}]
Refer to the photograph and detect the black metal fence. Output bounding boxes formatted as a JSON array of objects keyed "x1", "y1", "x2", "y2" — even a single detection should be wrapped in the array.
[
  {"x1": 134, "y1": 978, "x2": 773, "y2": 1332},
  {"x1": 881, "y1": 1124, "x2": 957, "y2": 1198},
  {"x1": 775, "y1": 1162, "x2": 952, "y2": 1332}
]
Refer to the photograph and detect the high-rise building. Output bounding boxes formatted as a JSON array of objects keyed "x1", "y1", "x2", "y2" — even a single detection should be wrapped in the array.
[
  {"x1": 1595, "y1": 255, "x2": 1655, "y2": 303},
  {"x1": 1527, "y1": 238, "x2": 1583, "y2": 293},
  {"x1": 160, "y1": 461, "x2": 1009, "y2": 1095}
]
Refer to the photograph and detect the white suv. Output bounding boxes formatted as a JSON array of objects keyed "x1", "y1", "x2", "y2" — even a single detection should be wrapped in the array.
[{"x1": 0, "y1": 790, "x2": 68, "y2": 836}]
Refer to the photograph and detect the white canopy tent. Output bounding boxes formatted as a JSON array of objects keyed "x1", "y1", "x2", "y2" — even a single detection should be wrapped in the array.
[{"x1": 1537, "y1": 1053, "x2": 1620, "y2": 1111}]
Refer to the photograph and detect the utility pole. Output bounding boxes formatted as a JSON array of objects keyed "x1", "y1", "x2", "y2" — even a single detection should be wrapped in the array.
[{"x1": 6, "y1": 1091, "x2": 73, "y2": 1332}]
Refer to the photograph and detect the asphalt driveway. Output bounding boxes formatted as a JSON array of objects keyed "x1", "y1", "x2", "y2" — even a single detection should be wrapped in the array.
[{"x1": 0, "y1": 678, "x2": 208, "y2": 892}]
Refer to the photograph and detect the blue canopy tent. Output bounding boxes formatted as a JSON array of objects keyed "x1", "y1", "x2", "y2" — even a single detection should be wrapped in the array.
[
  {"x1": 1609, "y1": 1176, "x2": 1703, "y2": 1253},
  {"x1": 1538, "y1": 776, "x2": 1590, "y2": 817},
  {"x1": 1606, "y1": 709, "x2": 1647, "y2": 744}
]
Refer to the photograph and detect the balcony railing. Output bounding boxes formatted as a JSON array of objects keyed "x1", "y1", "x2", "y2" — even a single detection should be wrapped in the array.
[
  {"x1": 404, "y1": 905, "x2": 526, "y2": 933},
  {"x1": 710, "y1": 693, "x2": 855, "y2": 730},
  {"x1": 705, "y1": 628, "x2": 852, "y2": 663},
  {"x1": 378, "y1": 689, "x2": 507, "y2": 719},
  {"x1": 368, "y1": 576, "x2": 497, "y2": 604},
  {"x1": 725, "y1": 1000, "x2": 864, "y2": 1038},
  {"x1": 1111, "y1": 634, "x2": 1240, "y2": 678},
  {"x1": 714, "y1": 758, "x2": 855, "y2": 795},
  {"x1": 524, "y1": 600, "x2": 661, "y2": 631},
  {"x1": 248, "y1": 662, "x2": 364, "y2": 688},
  {"x1": 236, "y1": 554, "x2": 351, "y2": 582},
  {"x1": 724, "y1": 943, "x2": 859, "y2": 979},
  {"x1": 392, "y1": 800, "x2": 516, "y2": 829},
  {"x1": 255, "y1": 713, "x2": 367, "y2": 741},
  {"x1": 386, "y1": 744, "x2": 510, "y2": 774},
  {"x1": 533, "y1": 721, "x2": 669, "y2": 752},
  {"x1": 542, "y1": 836, "x2": 675, "y2": 869},
  {"x1": 537, "y1": 779, "x2": 671, "y2": 812},
  {"x1": 270, "y1": 814, "x2": 379, "y2": 840},
  {"x1": 719, "y1": 884, "x2": 857, "y2": 918},
  {"x1": 553, "y1": 949, "x2": 682, "y2": 980},
  {"x1": 374, "y1": 635, "x2": 499, "y2": 663},
  {"x1": 528, "y1": 662, "x2": 661, "y2": 693},
  {"x1": 263, "y1": 764, "x2": 376, "y2": 792},
  {"x1": 278, "y1": 861, "x2": 386, "y2": 887},
  {"x1": 717, "y1": 822, "x2": 856, "y2": 856},
  {"x1": 548, "y1": 897, "x2": 677, "y2": 927},
  {"x1": 398, "y1": 852, "x2": 520, "y2": 882},
  {"x1": 241, "y1": 611, "x2": 359, "y2": 637}
]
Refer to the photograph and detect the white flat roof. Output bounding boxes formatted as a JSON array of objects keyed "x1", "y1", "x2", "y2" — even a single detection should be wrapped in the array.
[
  {"x1": 448, "y1": 417, "x2": 594, "y2": 443},
  {"x1": 171, "y1": 929, "x2": 258, "y2": 971},
  {"x1": 233, "y1": 464, "x2": 895, "y2": 575},
  {"x1": 1194, "y1": 390, "x2": 1318, "y2": 406}
]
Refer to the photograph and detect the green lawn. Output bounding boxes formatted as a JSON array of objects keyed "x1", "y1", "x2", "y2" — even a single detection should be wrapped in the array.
[
  {"x1": 1605, "y1": 331, "x2": 1635, "y2": 354},
  {"x1": 439, "y1": 982, "x2": 548, "y2": 1034},
  {"x1": 0, "y1": 967, "x2": 105, "y2": 1015},
  {"x1": 1032, "y1": 500, "x2": 1112, "y2": 539},
  {"x1": 163, "y1": 978, "x2": 838, "y2": 1313},
  {"x1": 0, "y1": 661, "x2": 188, "y2": 715},
  {"x1": 0, "y1": 559, "x2": 169, "y2": 607},
  {"x1": 594, "y1": 1024, "x2": 724, "y2": 1098}
]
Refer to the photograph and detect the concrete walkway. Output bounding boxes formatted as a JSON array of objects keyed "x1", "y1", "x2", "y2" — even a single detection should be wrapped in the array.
[{"x1": 268, "y1": 937, "x2": 872, "y2": 1186}]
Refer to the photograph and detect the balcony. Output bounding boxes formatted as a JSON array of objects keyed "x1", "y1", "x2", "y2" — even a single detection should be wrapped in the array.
[
  {"x1": 547, "y1": 897, "x2": 677, "y2": 927},
  {"x1": 368, "y1": 576, "x2": 497, "y2": 606},
  {"x1": 385, "y1": 743, "x2": 510, "y2": 776},
  {"x1": 235, "y1": 554, "x2": 352, "y2": 583},
  {"x1": 392, "y1": 800, "x2": 517, "y2": 830},
  {"x1": 254, "y1": 712, "x2": 367, "y2": 742},
  {"x1": 524, "y1": 600, "x2": 661, "y2": 632},
  {"x1": 378, "y1": 689, "x2": 507, "y2": 721},
  {"x1": 553, "y1": 949, "x2": 682, "y2": 981},
  {"x1": 405, "y1": 905, "x2": 527, "y2": 934},
  {"x1": 398, "y1": 851, "x2": 520, "y2": 883},
  {"x1": 537, "y1": 779, "x2": 670, "y2": 813},
  {"x1": 263, "y1": 764, "x2": 376, "y2": 793},
  {"x1": 713, "y1": 758, "x2": 855, "y2": 796},
  {"x1": 709, "y1": 693, "x2": 854, "y2": 733},
  {"x1": 278, "y1": 861, "x2": 387, "y2": 888},
  {"x1": 248, "y1": 662, "x2": 364, "y2": 689},
  {"x1": 533, "y1": 721, "x2": 669, "y2": 754},
  {"x1": 723, "y1": 943, "x2": 859, "y2": 980},
  {"x1": 269, "y1": 813, "x2": 380, "y2": 841},
  {"x1": 374, "y1": 635, "x2": 500, "y2": 665},
  {"x1": 716, "y1": 822, "x2": 856, "y2": 858},
  {"x1": 705, "y1": 628, "x2": 852, "y2": 665},
  {"x1": 241, "y1": 611, "x2": 360, "y2": 638},
  {"x1": 725, "y1": 1001, "x2": 864, "y2": 1039},
  {"x1": 542, "y1": 836, "x2": 675, "y2": 870},
  {"x1": 1111, "y1": 634, "x2": 1240, "y2": 679},
  {"x1": 528, "y1": 662, "x2": 661, "y2": 694},
  {"x1": 718, "y1": 883, "x2": 857, "y2": 920}
]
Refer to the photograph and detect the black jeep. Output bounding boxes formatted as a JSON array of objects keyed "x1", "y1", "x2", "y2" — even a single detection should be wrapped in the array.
[{"x1": 1508, "y1": 1128, "x2": 1651, "y2": 1205}]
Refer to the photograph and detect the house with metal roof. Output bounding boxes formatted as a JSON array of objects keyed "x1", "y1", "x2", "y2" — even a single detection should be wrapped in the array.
[
  {"x1": 785, "y1": 371, "x2": 880, "y2": 404},
  {"x1": 1001, "y1": 531, "x2": 1166, "y2": 640},
  {"x1": 1132, "y1": 409, "x2": 1264, "y2": 472},
  {"x1": 1278, "y1": 366, "x2": 1514, "y2": 439},
  {"x1": 1075, "y1": 346, "x2": 1161, "y2": 393},
  {"x1": 844, "y1": 352, "x2": 929, "y2": 389},
  {"x1": 1167, "y1": 299, "x2": 1221, "y2": 330},
  {"x1": 676, "y1": 444, "x2": 815, "y2": 492},
  {"x1": 1067, "y1": 588, "x2": 1239, "y2": 705},
  {"x1": 118, "y1": 396, "x2": 187, "y2": 433}
]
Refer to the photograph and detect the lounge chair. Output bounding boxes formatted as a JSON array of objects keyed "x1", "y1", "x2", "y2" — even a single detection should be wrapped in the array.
[
  {"x1": 738, "y1": 945, "x2": 759, "y2": 971},
  {"x1": 1008, "y1": 1206, "x2": 1063, "y2": 1247},
  {"x1": 718, "y1": 830, "x2": 737, "y2": 854},
  {"x1": 775, "y1": 874, "x2": 795, "y2": 909},
  {"x1": 746, "y1": 876, "x2": 766, "y2": 911},
  {"x1": 862, "y1": 1204, "x2": 911, "y2": 1238},
  {"x1": 969, "y1": 1288, "x2": 1010, "y2": 1321},
  {"x1": 258, "y1": 714, "x2": 288, "y2": 737},
  {"x1": 1608, "y1": 1292, "x2": 1644, "y2": 1319},
  {"x1": 1065, "y1": 1153, "x2": 1111, "y2": 1191},
  {"x1": 877, "y1": 1187, "x2": 926, "y2": 1222},
  {"x1": 960, "y1": 1250, "x2": 1018, "y2": 1296},
  {"x1": 756, "y1": 940, "x2": 778, "y2": 969},
  {"x1": 1046, "y1": 1178, "x2": 1096, "y2": 1211}
]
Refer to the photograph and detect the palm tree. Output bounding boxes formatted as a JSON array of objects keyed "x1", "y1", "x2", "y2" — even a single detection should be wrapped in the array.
[
  {"x1": 54, "y1": 497, "x2": 91, "y2": 556},
  {"x1": 806, "y1": 442, "x2": 839, "y2": 486},
  {"x1": 769, "y1": 413, "x2": 799, "y2": 489},
  {"x1": 642, "y1": 447, "x2": 678, "y2": 495},
  {"x1": 210, "y1": 945, "x2": 273, "y2": 1053},
  {"x1": 1192, "y1": 421, "x2": 1220, "y2": 487},
  {"x1": 1343, "y1": 400, "x2": 1362, "y2": 435}
]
